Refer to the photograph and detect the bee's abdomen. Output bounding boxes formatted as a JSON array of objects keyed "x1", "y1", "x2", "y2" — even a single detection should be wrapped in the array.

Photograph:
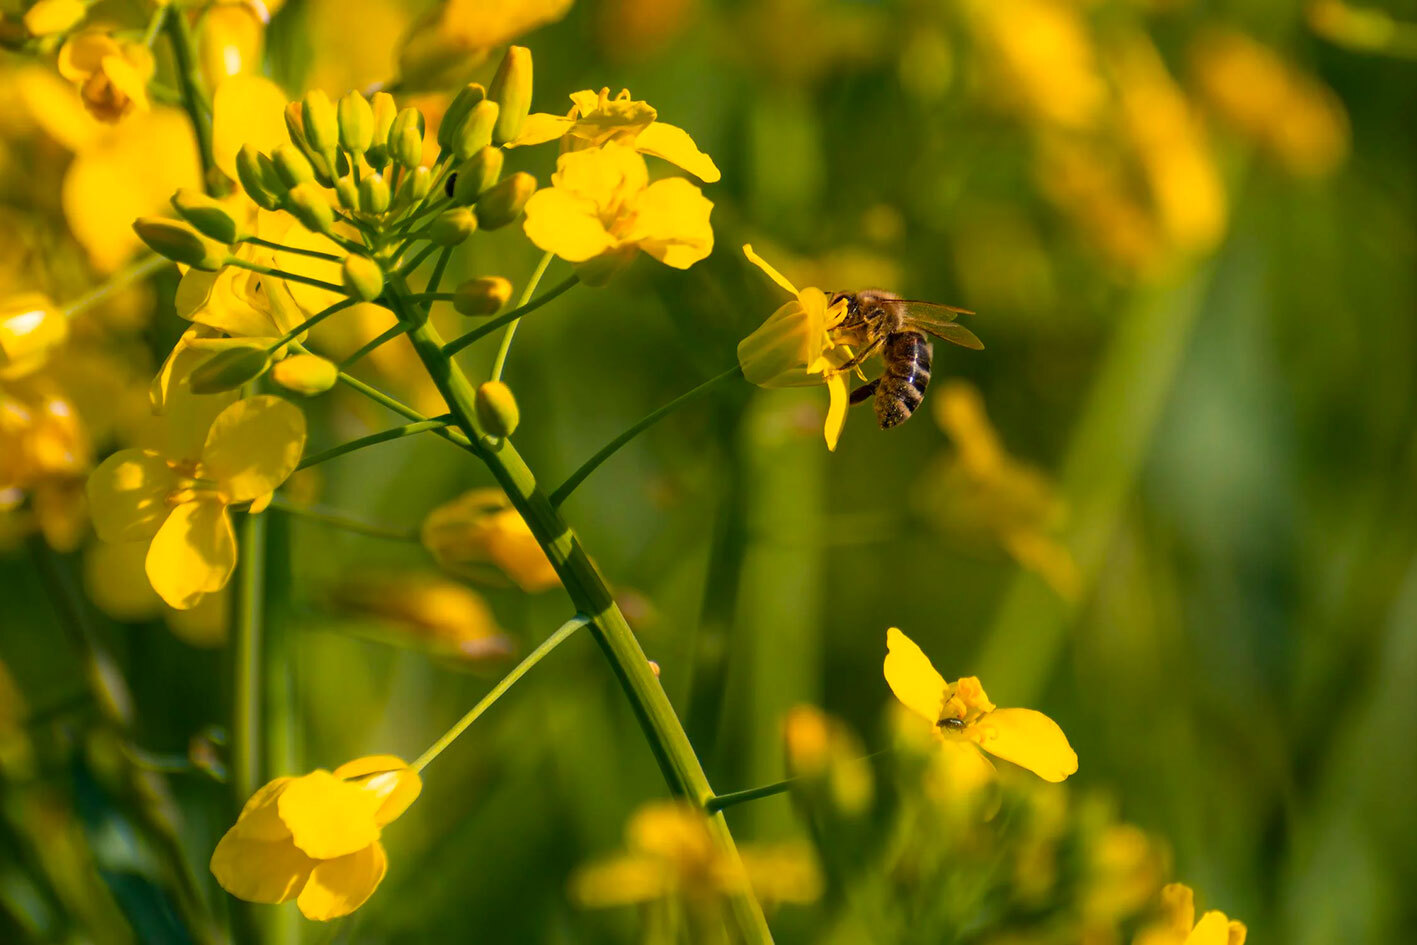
[{"x1": 874, "y1": 331, "x2": 932, "y2": 429}]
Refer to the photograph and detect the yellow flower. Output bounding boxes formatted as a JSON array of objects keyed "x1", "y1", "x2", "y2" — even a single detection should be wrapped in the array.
[
  {"x1": 210, "y1": 755, "x2": 421, "y2": 920},
  {"x1": 420, "y1": 488, "x2": 560, "y2": 593},
  {"x1": 522, "y1": 141, "x2": 714, "y2": 283},
  {"x1": 198, "y1": 3, "x2": 267, "y2": 86},
  {"x1": 397, "y1": 0, "x2": 571, "y2": 88},
  {"x1": 735, "y1": 244, "x2": 852, "y2": 450},
  {"x1": 22, "y1": 0, "x2": 87, "y2": 37},
  {"x1": 882, "y1": 627, "x2": 1077, "y2": 782},
  {"x1": 211, "y1": 74, "x2": 289, "y2": 183},
  {"x1": 86, "y1": 395, "x2": 306, "y2": 609},
  {"x1": 58, "y1": 30, "x2": 156, "y2": 124},
  {"x1": 511, "y1": 87, "x2": 720, "y2": 182},
  {"x1": 1134, "y1": 883, "x2": 1246, "y2": 945},
  {"x1": 331, "y1": 571, "x2": 513, "y2": 662},
  {"x1": 0, "y1": 294, "x2": 67, "y2": 380},
  {"x1": 173, "y1": 221, "x2": 305, "y2": 343}
]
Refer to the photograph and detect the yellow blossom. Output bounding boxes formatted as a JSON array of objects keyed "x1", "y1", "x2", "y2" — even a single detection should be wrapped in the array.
[
  {"x1": 210, "y1": 755, "x2": 421, "y2": 920},
  {"x1": 420, "y1": 487, "x2": 560, "y2": 592},
  {"x1": 58, "y1": 30, "x2": 156, "y2": 124},
  {"x1": 1134, "y1": 883, "x2": 1246, "y2": 945},
  {"x1": 22, "y1": 0, "x2": 86, "y2": 37},
  {"x1": 83, "y1": 539, "x2": 231, "y2": 645},
  {"x1": 522, "y1": 141, "x2": 713, "y2": 283},
  {"x1": 198, "y1": 3, "x2": 267, "y2": 86},
  {"x1": 86, "y1": 395, "x2": 306, "y2": 609},
  {"x1": 883, "y1": 627, "x2": 1077, "y2": 782},
  {"x1": 331, "y1": 571, "x2": 513, "y2": 661},
  {"x1": 735, "y1": 244, "x2": 852, "y2": 450},
  {"x1": 511, "y1": 87, "x2": 720, "y2": 182},
  {"x1": 211, "y1": 74, "x2": 289, "y2": 183},
  {"x1": 397, "y1": 0, "x2": 572, "y2": 88},
  {"x1": 0, "y1": 293, "x2": 67, "y2": 380}
]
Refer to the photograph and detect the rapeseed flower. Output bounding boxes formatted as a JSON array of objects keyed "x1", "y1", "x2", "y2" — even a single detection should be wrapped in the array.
[
  {"x1": 210, "y1": 755, "x2": 421, "y2": 920},
  {"x1": 0, "y1": 293, "x2": 67, "y2": 380},
  {"x1": 87, "y1": 395, "x2": 306, "y2": 609},
  {"x1": 522, "y1": 141, "x2": 713, "y2": 283},
  {"x1": 21, "y1": 0, "x2": 86, "y2": 37},
  {"x1": 883, "y1": 627, "x2": 1077, "y2": 782},
  {"x1": 57, "y1": 30, "x2": 155, "y2": 123},
  {"x1": 1134, "y1": 883, "x2": 1246, "y2": 945},
  {"x1": 420, "y1": 488, "x2": 560, "y2": 592}
]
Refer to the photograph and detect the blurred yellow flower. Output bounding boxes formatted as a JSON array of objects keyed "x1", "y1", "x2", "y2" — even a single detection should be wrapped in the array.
[
  {"x1": 512, "y1": 87, "x2": 720, "y2": 182},
  {"x1": 783, "y1": 704, "x2": 874, "y2": 816},
  {"x1": 0, "y1": 293, "x2": 67, "y2": 380},
  {"x1": 1, "y1": 377, "x2": 91, "y2": 550},
  {"x1": 522, "y1": 141, "x2": 713, "y2": 282},
  {"x1": 212, "y1": 74, "x2": 289, "y2": 183},
  {"x1": 398, "y1": 0, "x2": 572, "y2": 88},
  {"x1": 963, "y1": 0, "x2": 1105, "y2": 130},
  {"x1": 420, "y1": 487, "x2": 560, "y2": 593},
  {"x1": 331, "y1": 571, "x2": 513, "y2": 661},
  {"x1": 1134, "y1": 882, "x2": 1246, "y2": 945},
  {"x1": 883, "y1": 627, "x2": 1078, "y2": 782},
  {"x1": 210, "y1": 755, "x2": 421, "y2": 920},
  {"x1": 198, "y1": 2, "x2": 267, "y2": 86},
  {"x1": 86, "y1": 395, "x2": 306, "y2": 609},
  {"x1": 22, "y1": 0, "x2": 86, "y2": 37},
  {"x1": 735, "y1": 244, "x2": 852, "y2": 450},
  {"x1": 57, "y1": 30, "x2": 155, "y2": 124},
  {"x1": 83, "y1": 539, "x2": 231, "y2": 645}
]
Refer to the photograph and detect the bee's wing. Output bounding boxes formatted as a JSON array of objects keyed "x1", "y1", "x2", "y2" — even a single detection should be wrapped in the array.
[{"x1": 895, "y1": 300, "x2": 984, "y2": 350}]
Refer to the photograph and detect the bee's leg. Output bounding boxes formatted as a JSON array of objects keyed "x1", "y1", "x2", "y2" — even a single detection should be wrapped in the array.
[
  {"x1": 849, "y1": 379, "x2": 880, "y2": 405},
  {"x1": 827, "y1": 335, "x2": 886, "y2": 378}
]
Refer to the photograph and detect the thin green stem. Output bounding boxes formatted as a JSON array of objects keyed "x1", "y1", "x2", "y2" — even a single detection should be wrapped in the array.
[
  {"x1": 398, "y1": 242, "x2": 440, "y2": 277},
  {"x1": 550, "y1": 365, "x2": 742, "y2": 508},
  {"x1": 244, "y1": 235, "x2": 344, "y2": 262},
  {"x1": 162, "y1": 8, "x2": 219, "y2": 190},
  {"x1": 704, "y1": 778, "x2": 795, "y2": 813},
  {"x1": 490, "y1": 251, "x2": 553, "y2": 381},
  {"x1": 411, "y1": 616, "x2": 590, "y2": 772},
  {"x1": 226, "y1": 258, "x2": 346, "y2": 296},
  {"x1": 339, "y1": 321, "x2": 409, "y2": 368},
  {"x1": 142, "y1": 4, "x2": 166, "y2": 46},
  {"x1": 426, "y1": 246, "x2": 453, "y2": 296},
  {"x1": 441, "y1": 275, "x2": 578, "y2": 357},
  {"x1": 270, "y1": 298, "x2": 356, "y2": 350},
  {"x1": 295, "y1": 418, "x2": 451, "y2": 470},
  {"x1": 334, "y1": 371, "x2": 475, "y2": 451},
  {"x1": 62, "y1": 255, "x2": 167, "y2": 318},
  {"x1": 233, "y1": 511, "x2": 265, "y2": 805},
  {"x1": 268, "y1": 495, "x2": 419, "y2": 542}
]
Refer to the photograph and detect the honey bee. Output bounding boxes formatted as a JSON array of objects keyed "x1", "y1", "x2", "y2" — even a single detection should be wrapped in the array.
[{"x1": 827, "y1": 290, "x2": 981, "y2": 429}]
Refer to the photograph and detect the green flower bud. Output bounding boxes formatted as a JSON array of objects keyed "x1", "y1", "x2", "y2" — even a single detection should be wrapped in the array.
[
  {"x1": 338, "y1": 90, "x2": 374, "y2": 155},
  {"x1": 342, "y1": 255, "x2": 385, "y2": 302},
  {"x1": 438, "y1": 82, "x2": 486, "y2": 153},
  {"x1": 359, "y1": 173, "x2": 391, "y2": 214},
  {"x1": 272, "y1": 143, "x2": 315, "y2": 188},
  {"x1": 453, "y1": 276, "x2": 512, "y2": 316},
  {"x1": 487, "y1": 45, "x2": 533, "y2": 145},
  {"x1": 236, "y1": 145, "x2": 281, "y2": 211},
  {"x1": 474, "y1": 381, "x2": 519, "y2": 437},
  {"x1": 335, "y1": 176, "x2": 360, "y2": 211},
  {"x1": 474, "y1": 171, "x2": 535, "y2": 230},
  {"x1": 171, "y1": 188, "x2": 246, "y2": 244},
  {"x1": 452, "y1": 146, "x2": 503, "y2": 205},
  {"x1": 187, "y1": 345, "x2": 270, "y2": 395},
  {"x1": 428, "y1": 207, "x2": 477, "y2": 245},
  {"x1": 454, "y1": 100, "x2": 500, "y2": 161},
  {"x1": 132, "y1": 217, "x2": 229, "y2": 271},
  {"x1": 271, "y1": 353, "x2": 338, "y2": 395},
  {"x1": 392, "y1": 166, "x2": 432, "y2": 213},
  {"x1": 287, "y1": 182, "x2": 335, "y2": 236},
  {"x1": 302, "y1": 89, "x2": 340, "y2": 155},
  {"x1": 366, "y1": 91, "x2": 397, "y2": 169},
  {"x1": 391, "y1": 108, "x2": 425, "y2": 168},
  {"x1": 284, "y1": 102, "x2": 308, "y2": 149}
]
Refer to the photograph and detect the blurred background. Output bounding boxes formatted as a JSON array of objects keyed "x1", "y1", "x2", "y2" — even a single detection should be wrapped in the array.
[{"x1": 3, "y1": 0, "x2": 1416, "y2": 942}]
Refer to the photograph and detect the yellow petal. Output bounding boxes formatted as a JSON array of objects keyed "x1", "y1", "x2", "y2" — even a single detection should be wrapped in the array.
[
  {"x1": 553, "y1": 142, "x2": 648, "y2": 207},
  {"x1": 570, "y1": 854, "x2": 671, "y2": 906},
  {"x1": 509, "y1": 112, "x2": 576, "y2": 147},
  {"x1": 635, "y1": 121, "x2": 721, "y2": 182},
  {"x1": 1227, "y1": 921, "x2": 1247, "y2": 945},
  {"x1": 968, "y1": 707, "x2": 1078, "y2": 782},
  {"x1": 883, "y1": 627, "x2": 946, "y2": 724},
  {"x1": 296, "y1": 842, "x2": 388, "y2": 921},
  {"x1": 212, "y1": 74, "x2": 289, "y2": 182},
  {"x1": 626, "y1": 177, "x2": 714, "y2": 270},
  {"x1": 277, "y1": 770, "x2": 382, "y2": 860},
  {"x1": 86, "y1": 449, "x2": 177, "y2": 542},
  {"x1": 1185, "y1": 911, "x2": 1236, "y2": 945},
  {"x1": 522, "y1": 188, "x2": 618, "y2": 262},
  {"x1": 737, "y1": 299, "x2": 824, "y2": 389},
  {"x1": 209, "y1": 833, "x2": 316, "y2": 904},
  {"x1": 824, "y1": 372, "x2": 848, "y2": 451},
  {"x1": 200, "y1": 396, "x2": 307, "y2": 503},
  {"x1": 742, "y1": 244, "x2": 800, "y2": 297},
  {"x1": 146, "y1": 499, "x2": 237, "y2": 610},
  {"x1": 58, "y1": 31, "x2": 118, "y2": 81},
  {"x1": 331, "y1": 756, "x2": 422, "y2": 826},
  {"x1": 231, "y1": 777, "x2": 296, "y2": 843},
  {"x1": 267, "y1": 220, "x2": 347, "y2": 315}
]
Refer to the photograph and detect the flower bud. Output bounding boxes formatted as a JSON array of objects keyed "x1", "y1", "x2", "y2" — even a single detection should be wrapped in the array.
[
  {"x1": 171, "y1": 188, "x2": 246, "y2": 243},
  {"x1": 474, "y1": 172, "x2": 535, "y2": 230},
  {"x1": 453, "y1": 100, "x2": 499, "y2": 161},
  {"x1": 437, "y1": 82, "x2": 485, "y2": 153},
  {"x1": 235, "y1": 145, "x2": 282, "y2": 210},
  {"x1": 271, "y1": 353, "x2": 338, "y2": 395},
  {"x1": 428, "y1": 207, "x2": 477, "y2": 245},
  {"x1": 0, "y1": 293, "x2": 66, "y2": 379},
  {"x1": 133, "y1": 218, "x2": 228, "y2": 271},
  {"x1": 474, "y1": 381, "x2": 519, "y2": 437},
  {"x1": 286, "y1": 182, "x2": 335, "y2": 236},
  {"x1": 272, "y1": 143, "x2": 315, "y2": 188},
  {"x1": 22, "y1": 0, "x2": 86, "y2": 36},
  {"x1": 334, "y1": 175, "x2": 359, "y2": 211},
  {"x1": 419, "y1": 489, "x2": 559, "y2": 592},
  {"x1": 452, "y1": 276, "x2": 512, "y2": 316},
  {"x1": 366, "y1": 91, "x2": 397, "y2": 168},
  {"x1": 359, "y1": 172, "x2": 391, "y2": 214},
  {"x1": 452, "y1": 146, "x2": 503, "y2": 205},
  {"x1": 391, "y1": 107, "x2": 425, "y2": 168},
  {"x1": 392, "y1": 165, "x2": 431, "y2": 213},
  {"x1": 337, "y1": 90, "x2": 374, "y2": 155},
  {"x1": 187, "y1": 345, "x2": 270, "y2": 395},
  {"x1": 487, "y1": 45, "x2": 532, "y2": 145},
  {"x1": 342, "y1": 255, "x2": 385, "y2": 302},
  {"x1": 301, "y1": 89, "x2": 339, "y2": 155}
]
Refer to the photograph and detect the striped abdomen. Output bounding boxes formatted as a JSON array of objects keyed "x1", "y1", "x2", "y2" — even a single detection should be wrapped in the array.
[{"x1": 874, "y1": 331, "x2": 933, "y2": 428}]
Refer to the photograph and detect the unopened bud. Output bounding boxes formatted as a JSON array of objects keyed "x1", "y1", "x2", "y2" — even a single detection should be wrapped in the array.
[
  {"x1": 301, "y1": 89, "x2": 339, "y2": 155},
  {"x1": 342, "y1": 255, "x2": 385, "y2": 302},
  {"x1": 429, "y1": 207, "x2": 477, "y2": 245},
  {"x1": 453, "y1": 276, "x2": 512, "y2": 316},
  {"x1": 334, "y1": 176, "x2": 360, "y2": 211},
  {"x1": 475, "y1": 381, "x2": 519, "y2": 438},
  {"x1": 286, "y1": 182, "x2": 335, "y2": 236},
  {"x1": 235, "y1": 145, "x2": 282, "y2": 210},
  {"x1": 487, "y1": 45, "x2": 532, "y2": 145},
  {"x1": 171, "y1": 189, "x2": 246, "y2": 243},
  {"x1": 438, "y1": 83, "x2": 486, "y2": 153},
  {"x1": 392, "y1": 165, "x2": 431, "y2": 212},
  {"x1": 474, "y1": 172, "x2": 535, "y2": 230},
  {"x1": 187, "y1": 345, "x2": 270, "y2": 394},
  {"x1": 391, "y1": 108, "x2": 425, "y2": 168},
  {"x1": 338, "y1": 90, "x2": 374, "y2": 155},
  {"x1": 272, "y1": 143, "x2": 315, "y2": 188},
  {"x1": 454, "y1": 100, "x2": 499, "y2": 161},
  {"x1": 133, "y1": 218, "x2": 228, "y2": 271},
  {"x1": 359, "y1": 173, "x2": 391, "y2": 214},
  {"x1": 366, "y1": 91, "x2": 397, "y2": 169},
  {"x1": 452, "y1": 146, "x2": 503, "y2": 205},
  {"x1": 272, "y1": 353, "x2": 338, "y2": 395}
]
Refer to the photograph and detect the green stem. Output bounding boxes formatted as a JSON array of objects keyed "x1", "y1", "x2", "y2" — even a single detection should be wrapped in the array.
[
  {"x1": 426, "y1": 246, "x2": 453, "y2": 296},
  {"x1": 441, "y1": 275, "x2": 578, "y2": 357},
  {"x1": 704, "y1": 778, "x2": 795, "y2": 813},
  {"x1": 398, "y1": 243, "x2": 440, "y2": 277},
  {"x1": 141, "y1": 4, "x2": 166, "y2": 46},
  {"x1": 334, "y1": 371, "x2": 475, "y2": 451},
  {"x1": 550, "y1": 365, "x2": 743, "y2": 508},
  {"x1": 226, "y1": 258, "x2": 346, "y2": 296},
  {"x1": 162, "y1": 8, "x2": 219, "y2": 191},
  {"x1": 339, "y1": 322, "x2": 408, "y2": 368},
  {"x1": 233, "y1": 511, "x2": 266, "y2": 805},
  {"x1": 268, "y1": 495, "x2": 418, "y2": 542},
  {"x1": 62, "y1": 255, "x2": 167, "y2": 318},
  {"x1": 244, "y1": 236, "x2": 344, "y2": 263},
  {"x1": 411, "y1": 616, "x2": 590, "y2": 772},
  {"x1": 295, "y1": 418, "x2": 450, "y2": 470},
  {"x1": 387, "y1": 280, "x2": 773, "y2": 943},
  {"x1": 270, "y1": 299, "x2": 356, "y2": 350},
  {"x1": 489, "y1": 251, "x2": 553, "y2": 381}
]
